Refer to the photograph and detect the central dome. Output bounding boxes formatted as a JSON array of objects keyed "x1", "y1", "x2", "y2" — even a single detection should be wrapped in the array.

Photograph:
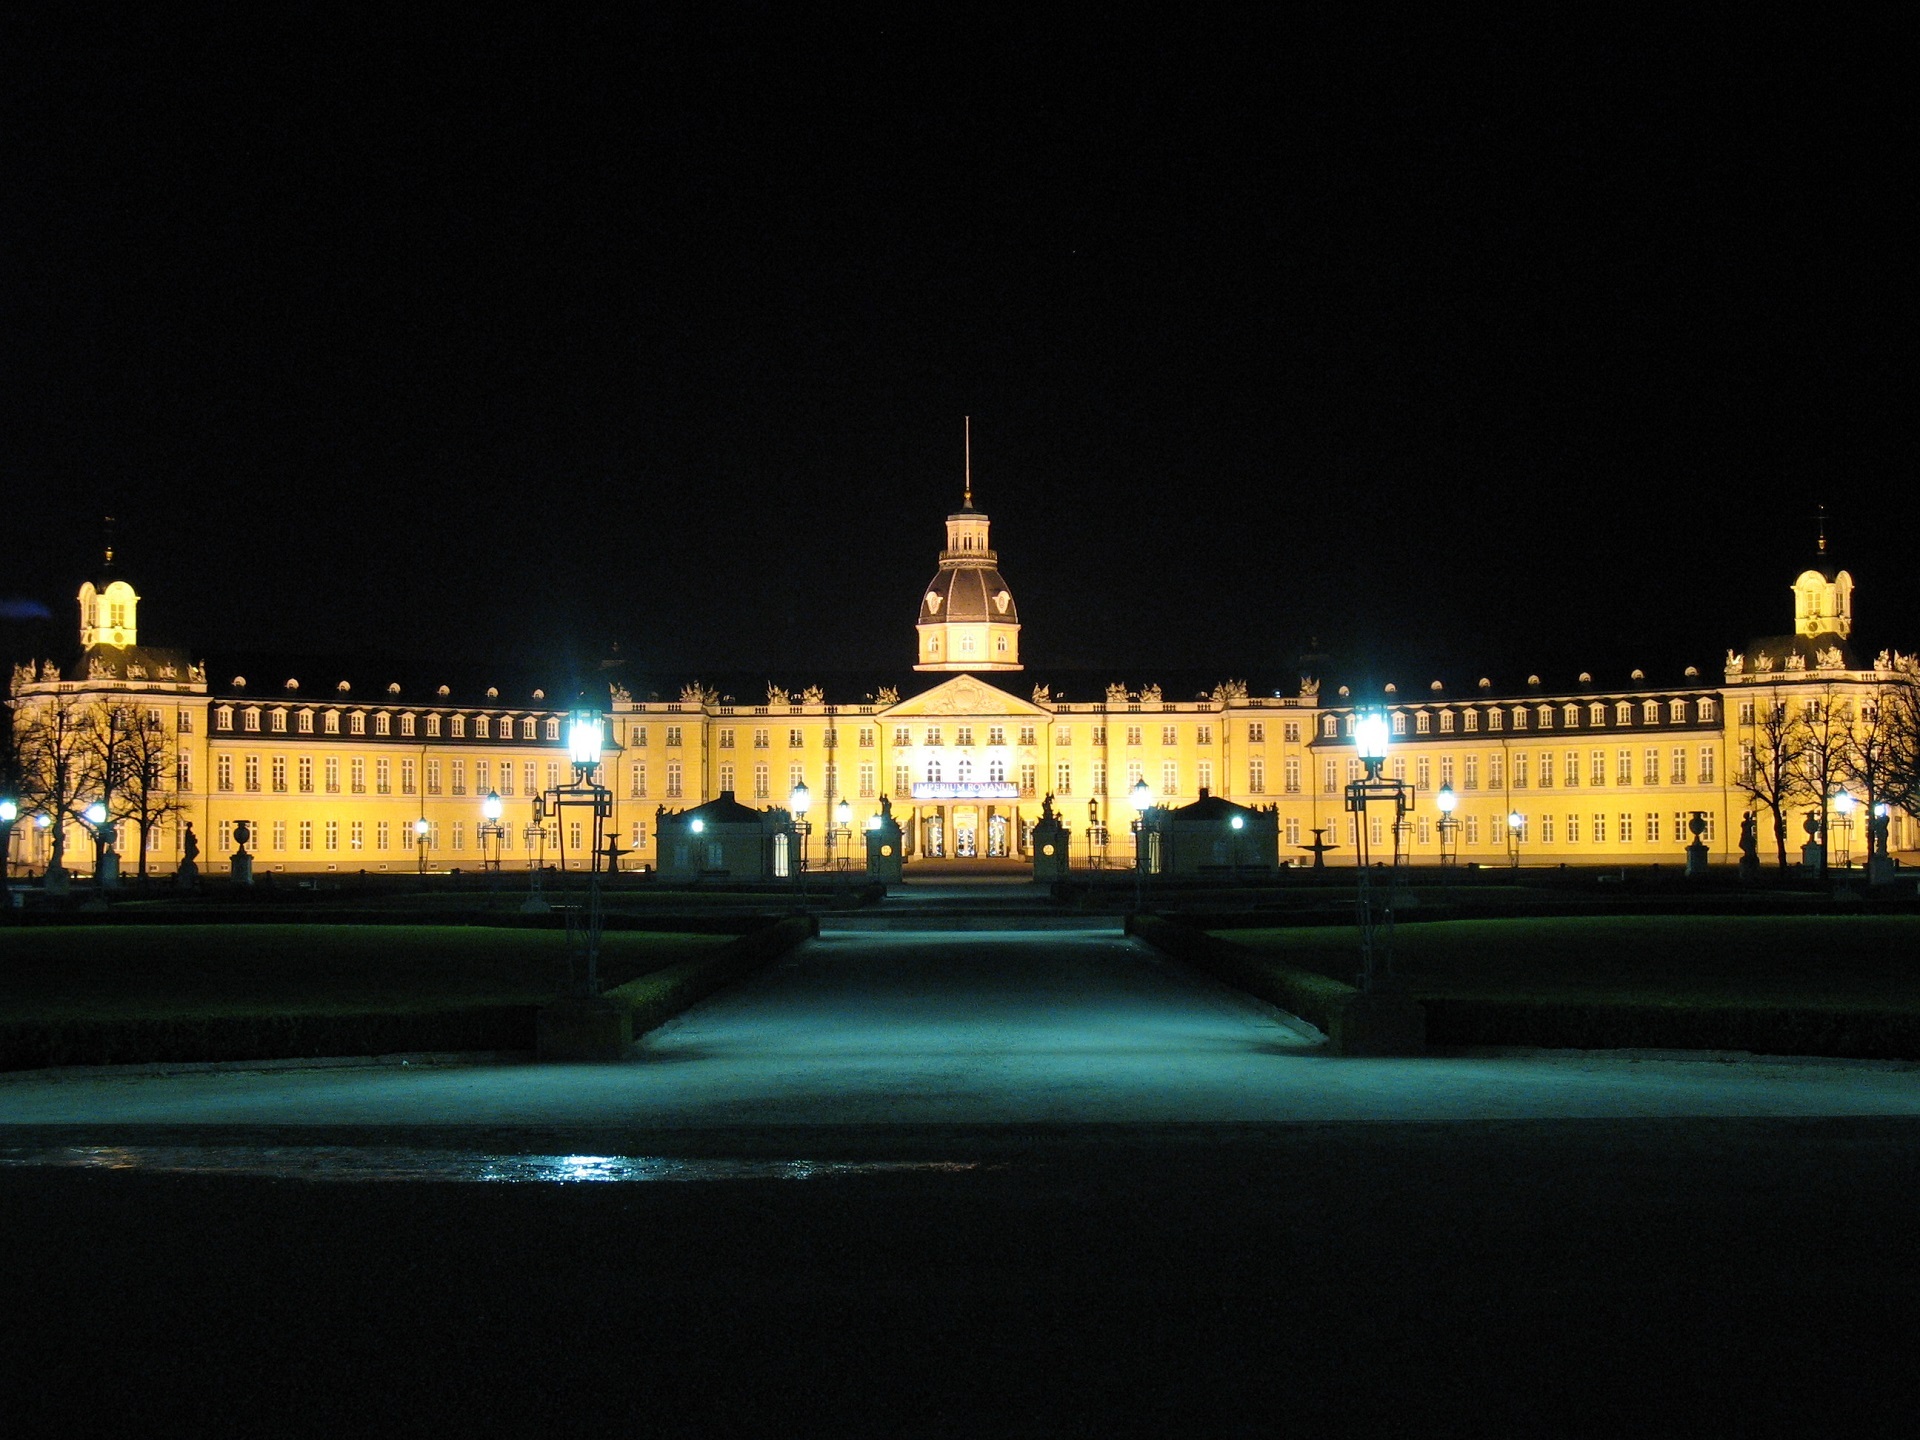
[{"x1": 915, "y1": 504, "x2": 1022, "y2": 672}]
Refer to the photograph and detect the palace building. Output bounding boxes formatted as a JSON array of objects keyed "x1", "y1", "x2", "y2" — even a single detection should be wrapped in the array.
[{"x1": 7, "y1": 503, "x2": 1917, "y2": 877}]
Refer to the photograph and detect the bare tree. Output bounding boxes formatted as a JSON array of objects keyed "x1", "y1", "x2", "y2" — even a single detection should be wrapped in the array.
[
  {"x1": 97, "y1": 701, "x2": 186, "y2": 880},
  {"x1": 9, "y1": 691, "x2": 98, "y2": 876},
  {"x1": 1734, "y1": 684, "x2": 1807, "y2": 871},
  {"x1": 1793, "y1": 685, "x2": 1852, "y2": 876}
]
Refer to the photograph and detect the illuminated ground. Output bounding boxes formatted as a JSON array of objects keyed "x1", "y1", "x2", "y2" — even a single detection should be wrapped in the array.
[{"x1": 5, "y1": 921, "x2": 1919, "y2": 1127}]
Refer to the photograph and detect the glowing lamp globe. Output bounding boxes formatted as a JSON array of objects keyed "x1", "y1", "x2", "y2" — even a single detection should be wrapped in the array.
[
  {"x1": 1130, "y1": 779, "x2": 1151, "y2": 815},
  {"x1": 0, "y1": 799, "x2": 16, "y2": 823},
  {"x1": 1507, "y1": 811, "x2": 1522, "y2": 831},
  {"x1": 835, "y1": 796, "x2": 852, "y2": 827},
  {"x1": 482, "y1": 791, "x2": 503, "y2": 822},
  {"x1": 1436, "y1": 784, "x2": 1457, "y2": 815},
  {"x1": 1354, "y1": 712, "x2": 1391, "y2": 766},
  {"x1": 1230, "y1": 815, "x2": 1245, "y2": 830},
  {"x1": 84, "y1": 802, "x2": 108, "y2": 826},
  {"x1": 567, "y1": 711, "x2": 605, "y2": 769},
  {"x1": 789, "y1": 781, "x2": 811, "y2": 817},
  {"x1": 690, "y1": 817, "x2": 705, "y2": 834},
  {"x1": 414, "y1": 818, "x2": 429, "y2": 838},
  {"x1": 1833, "y1": 791, "x2": 1856, "y2": 815}
]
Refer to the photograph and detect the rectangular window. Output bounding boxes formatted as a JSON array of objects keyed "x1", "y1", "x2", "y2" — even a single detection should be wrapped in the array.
[
  {"x1": 788, "y1": 763, "x2": 803, "y2": 794},
  {"x1": 755, "y1": 764, "x2": 771, "y2": 800},
  {"x1": 399, "y1": 713, "x2": 415, "y2": 737},
  {"x1": 271, "y1": 820, "x2": 286, "y2": 852},
  {"x1": 1645, "y1": 812, "x2": 1661, "y2": 842},
  {"x1": 1463, "y1": 710, "x2": 1479, "y2": 733},
  {"x1": 543, "y1": 719, "x2": 559, "y2": 741},
  {"x1": 1127, "y1": 760, "x2": 1144, "y2": 789},
  {"x1": 666, "y1": 726, "x2": 683, "y2": 747},
  {"x1": 324, "y1": 757, "x2": 340, "y2": 794},
  {"x1": 1488, "y1": 710, "x2": 1503, "y2": 732},
  {"x1": 375, "y1": 713, "x2": 390, "y2": 736},
  {"x1": 423, "y1": 760, "x2": 441, "y2": 795},
  {"x1": 1466, "y1": 815, "x2": 1480, "y2": 846},
  {"x1": 630, "y1": 765, "x2": 647, "y2": 799},
  {"x1": 323, "y1": 712, "x2": 340, "y2": 735},
  {"x1": 1125, "y1": 726, "x2": 1142, "y2": 746},
  {"x1": 1563, "y1": 750, "x2": 1580, "y2": 788},
  {"x1": 1488, "y1": 754, "x2": 1504, "y2": 789},
  {"x1": 1537, "y1": 753, "x2": 1552, "y2": 788},
  {"x1": 1670, "y1": 748, "x2": 1687, "y2": 785},
  {"x1": 1643, "y1": 749, "x2": 1659, "y2": 786},
  {"x1": 1416, "y1": 712, "x2": 1431, "y2": 735},
  {"x1": 1196, "y1": 725, "x2": 1212, "y2": 746},
  {"x1": 1056, "y1": 762, "x2": 1073, "y2": 794},
  {"x1": 1283, "y1": 757, "x2": 1300, "y2": 794},
  {"x1": 892, "y1": 764, "x2": 910, "y2": 797},
  {"x1": 1285, "y1": 816, "x2": 1301, "y2": 846},
  {"x1": 1699, "y1": 747, "x2": 1716, "y2": 785},
  {"x1": 243, "y1": 755, "x2": 260, "y2": 792},
  {"x1": 216, "y1": 755, "x2": 233, "y2": 792},
  {"x1": 1196, "y1": 759, "x2": 1213, "y2": 793},
  {"x1": 299, "y1": 821, "x2": 312, "y2": 851},
  {"x1": 1247, "y1": 722, "x2": 1265, "y2": 743},
  {"x1": 1416, "y1": 756, "x2": 1431, "y2": 791},
  {"x1": 954, "y1": 726, "x2": 973, "y2": 747},
  {"x1": 1091, "y1": 761, "x2": 1106, "y2": 793},
  {"x1": 1020, "y1": 764, "x2": 1037, "y2": 797},
  {"x1": 859, "y1": 763, "x2": 875, "y2": 798},
  {"x1": 1439, "y1": 755, "x2": 1455, "y2": 788},
  {"x1": 376, "y1": 758, "x2": 390, "y2": 794},
  {"x1": 1161, "y1": 725, "x2": 1177, "y2": 746},
  {"x1": 1089, "y1": 726, "x2": 1104, "y2": 746},
  {"x1": 179, "y1": 710, "x2": 194, "y2": 734},
  {"x1": 1160, "y1": 761, "x2": 1178, "y2": 796},
  {"x1": 1565, "y1": 814, "x2": 1580, "y2": 844},
  {"x1": 859, "y1": 727, "x2": 874, "y2": 748},
  {"x1": 375, "y1": 821, "x2": 390, "y2": 852},
  {"x1": 324, "y1": 820, "x2": 338, "y2": 850},
  {"x1": 787, "y1": 728, "x2": 804, "y2": 748},
  {"x1": 451, "y1": 759, "x2": 466, "y2": 796},
  {"x1": 1018, "y1": 727, "x2": 1036, "y2": 746},
  {"x1": 349, "y1": 821, "x2": 364, "y2": 851},
  {"x1": 718, "y1": 728, "x2": 735, "y2": 749},
  {"x1": 1615, "y1": 749, "x2": 1632, "y2": 785},
  {"x1": 269, "y1": 710, "x2": 286, "y2": 733},
  {"x1": 718, "y1": 762, "x2": 735, "y2": 793},
  {"x1": 924, "y1": 727, "x2": 942, "y2": 747},
  {"x1": 524, "y1": 762, "x2": 537, "y2": 795},
  {"x1": 400, "y1": 759, "x2": 416, "y2": 795},
  {"x1": 351, "y1": 757, "x2": 366, "y2": 794},
  {"x1": 892, "y1": 727, "x2": 910, "y2": 747},
  {"x1": 1463, "y1": 755, "x2": 1479, "y2": 790},
  {"x1": 1588, "y1": 750, "x2": 1604, "y2": 786},
  {"x1": 666, "y1": 762, "x2": 683, "y2": 798},
  {"x1": 1321, "y1": 759, "x2": 1336, "y2": 795}
]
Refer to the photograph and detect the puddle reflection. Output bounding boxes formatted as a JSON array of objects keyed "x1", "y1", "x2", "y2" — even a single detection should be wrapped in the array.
[{"x1": 0, "y1": 1146, "x2": 981, "y2": 1184}]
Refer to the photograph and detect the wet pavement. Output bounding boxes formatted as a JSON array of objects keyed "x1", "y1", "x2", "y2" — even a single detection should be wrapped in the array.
[{"x1": 4, "y1": 920, "x2": 1919, "y2": 1130}]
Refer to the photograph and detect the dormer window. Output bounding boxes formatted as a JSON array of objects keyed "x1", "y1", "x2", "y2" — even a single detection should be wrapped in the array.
[
  {"x1": 450, "y1": 715, "x2": 466, "y2": 738},
  {"x1": 324, "y1": 711, "x2": 340, "y2": 735},
  {"x1": 215, "y1": 705, "x2": 234, "y2": 731},
  {"x1": 426, "y1": 715, "x2": 441, "y2": 737}
]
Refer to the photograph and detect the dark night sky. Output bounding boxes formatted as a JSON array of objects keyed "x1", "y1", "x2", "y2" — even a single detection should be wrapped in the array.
[{"x1": 3, "y1": 10, "x2": 1910, "y2": 695}]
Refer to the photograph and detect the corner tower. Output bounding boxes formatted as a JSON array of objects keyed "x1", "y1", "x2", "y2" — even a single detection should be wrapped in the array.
[
  {"x1": 77, "y1": 534, "x2": 140, "y2": 649},
  {"x1": 914, "y1": 426, "x2": 1021, "y2": 671}
]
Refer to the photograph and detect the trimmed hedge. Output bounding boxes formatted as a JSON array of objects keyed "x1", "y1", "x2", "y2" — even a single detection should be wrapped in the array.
[
  {"x1": 0, "y1": 915, "x2": 819, "y2": 1071},
  {"x1": 1127, "y1": 914, "x2": 1354, "y2": 1035},
  {"x1": 608, "y1": 914, "x2": 819, "y2": 1037}
]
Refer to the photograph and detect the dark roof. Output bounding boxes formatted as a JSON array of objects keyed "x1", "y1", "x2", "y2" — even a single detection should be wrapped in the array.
[
  {"x1": 679, "y1": 791, "x2": 773, "y2": 825},
  {"x1": 200, "y1": 651, "x2": 584, "y2": 708},
  {"x1": 1166, "y1": 792, "x2": 1259, "y2": 822},
  {"x1": 1738, "y1": 632, "x2": 1859, "y2": 672},
  {"x1": 919, "y1": 563, "x2": 1019, "y2": 624}
]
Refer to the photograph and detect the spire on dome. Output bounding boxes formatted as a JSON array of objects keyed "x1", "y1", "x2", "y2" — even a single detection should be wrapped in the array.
[{"x1": 963, "y1": 415, "x2": 973, "y2": 510}]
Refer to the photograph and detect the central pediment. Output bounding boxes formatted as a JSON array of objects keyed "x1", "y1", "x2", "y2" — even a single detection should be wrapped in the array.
[{"x1": 882, "y1": 674, "x2": 1049, "y2": 717}]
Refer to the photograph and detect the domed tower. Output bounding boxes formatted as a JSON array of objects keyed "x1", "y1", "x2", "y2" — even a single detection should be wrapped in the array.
[
  {"x1": 77, "y1": 528, "x2": 140, "y2": 649},
  {"x1": 1791, "y1": 512, "x2": 1853, "y2": 640},
  {"x1": 915, "y1": 426, "x2": 1021, "y2": 672}
]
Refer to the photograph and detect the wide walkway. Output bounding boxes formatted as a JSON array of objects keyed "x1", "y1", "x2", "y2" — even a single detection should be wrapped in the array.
[{"x1": 5, "y1": 919, "x2": 1919, "y2": 1128}]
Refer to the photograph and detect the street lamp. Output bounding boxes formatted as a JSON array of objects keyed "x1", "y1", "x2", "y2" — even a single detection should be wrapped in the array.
[
  {"x1": 1436, "y1": 783, "x2": 1459, "y2": 866},
  {"x1": 414, "y1": 815, "x2": 430, "y2": 875},
  {"x1": 789, "y1": 780, "x2": 812, "y2": 892},
  {"x1": 479, "y1": 790, "x2": 506, "y2": 871},
  {"x1": 1506, "y1": 810, "x2": 1523, "y2": 868},
  {"x1": 0, "y1": 797, "x2": 16, "y2": 892},
  {"x1": 544, "y1": 702, "x2": 615, "y2": 995},
  {"x1": 832, "y1": 795, "x2": 852, "y2": 872},
  {"x1": 1129, "y1": 777, "x2": 1152, "y2": 910},
  {"x1": 1345, "y1": 709, "x2": 1414, "y2": 991},
  {"x1": 1832, "y1": 790, "x2": 1856, "y2": 869}
]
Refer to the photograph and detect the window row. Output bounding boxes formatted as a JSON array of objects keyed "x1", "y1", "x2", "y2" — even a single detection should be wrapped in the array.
[
  {"x1": 1320, "y1": 697, "x2": 1718, "y2": 740},
  {"x1": 215, "y1": 707, "x2": 563, "y2": 741}
]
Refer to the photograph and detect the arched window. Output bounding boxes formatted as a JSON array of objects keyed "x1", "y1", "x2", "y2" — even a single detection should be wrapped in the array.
[
  {"x1": 957, "y1": 758, "x2": 973, "y2": 783},
  {"x1": 926, "y1": 758, "x2": 943, "y2": 783}
]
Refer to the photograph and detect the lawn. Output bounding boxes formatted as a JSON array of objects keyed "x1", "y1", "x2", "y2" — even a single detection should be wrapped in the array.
[
  {"x1": 1219, "y1": 915, "x2": 1920, "y2": 1012},
  {"x1": 0, "y1": 924, "x2": 727, "y2": 1024}
]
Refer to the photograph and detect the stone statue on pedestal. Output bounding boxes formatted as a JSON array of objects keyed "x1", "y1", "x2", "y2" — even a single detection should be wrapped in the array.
[{"x1": 1737, "y1": 811, "x2": 1760, "y2": 882}]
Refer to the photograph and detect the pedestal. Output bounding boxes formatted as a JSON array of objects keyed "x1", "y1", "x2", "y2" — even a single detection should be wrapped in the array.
[
  {"x1": 1799, "y1": 843, "x2": 1825, "y2": 877},
  {"x1": 175, "y1": 859, "x2": 200, "y2": 891},
  {"x1": 1031, "y1": 821, "x2": 1070, "y2": 881},
  {"x1": 44, "y1": 864, "x2": 70, "y2": 897},
  {"x1": 96, "y1": 851, "x2": 121, "y2": 891},
  {"x1": 1869, "y1": 856, "x2": 1898, "y2": 886},
  {"x1": 231, "y1": 851, "x2": 254, "y2": 886},
  {"x1": 537, "y1": 996, "x2": 633, "y2": 1062},
  {"x1": 1738, "y1": 854, "x2": 1760, "y2": 884},
  {"x1": 1684, "y1": 842, "x2": 1709, "y2": 879}
]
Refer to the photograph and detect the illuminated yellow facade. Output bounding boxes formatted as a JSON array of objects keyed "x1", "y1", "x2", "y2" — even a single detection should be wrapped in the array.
[{"x1": 8, "y1": 513, "x2": 1916, "y2": 876}]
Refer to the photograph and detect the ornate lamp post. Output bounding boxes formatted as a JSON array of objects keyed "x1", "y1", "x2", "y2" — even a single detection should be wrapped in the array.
[
  {"x1": 1506, "y1": 810, "x2": 1523, "y2": 868},
  {"x1": 1129, "y1": 777, "x2": 1152, "y2": 911},
  {"x1": 832, "y1": 795, "x2": 852, "y2": 871},
  {"x1": 1436, "y1": 783, "x2": 1459, "y2": 866},
  {"x1": 540, "y1": 706, "x2": 614, "y2": 996},
  {"x1": 0, "y1": 797, "x2": 16, "y2": 892},
  {"x1": 479, "y1": 790, "x2": 507, "y2": 872},
  {"x1": 414, "y1": 815, "x2": 430, "y2": 875},
  {"x1": 789, "y1": 781, "x2": 812, "y2": 895},
  {"x1": 1344, "y1": 711, "x2": 1413, "y2": 992},
  {"x1": 1832, "y1": 790, "x2": 1856, "y2": 869}
]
